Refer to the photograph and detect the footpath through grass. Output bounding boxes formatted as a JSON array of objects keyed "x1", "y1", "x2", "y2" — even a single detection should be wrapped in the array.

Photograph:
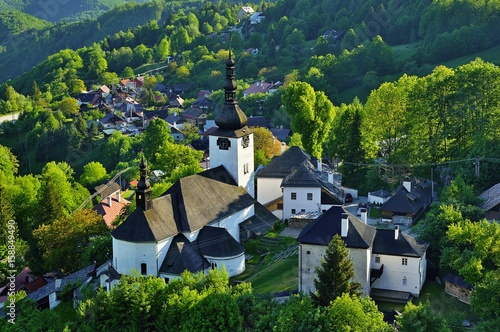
[{"x1": 233, "y1": 225, "x2": 299, "y2": 295}]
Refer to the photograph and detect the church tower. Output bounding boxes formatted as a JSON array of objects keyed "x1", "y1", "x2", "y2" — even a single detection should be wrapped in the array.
[
  {"x1": 136, "y1": 156, "x2": 153, "y2": 210},
  {"x1": 209, "y1": 50, "x2": 255, "y2": 197}
]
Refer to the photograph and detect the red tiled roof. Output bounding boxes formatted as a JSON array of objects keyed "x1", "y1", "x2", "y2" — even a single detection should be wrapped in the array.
[{"x1": 94, "y1": 198, "x2": 130, "y2": 228}]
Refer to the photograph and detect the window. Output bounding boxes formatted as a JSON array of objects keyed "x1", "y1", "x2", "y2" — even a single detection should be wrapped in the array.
[
  {"x1": 306, "y1": 251, "x2": 311, "y2": 255},
  {"x1": 291, "y1": 209, "x2": 296, "y2": 214},
  {"x1": 403, "y1": 276, "x2": 407, "y2": 286},
  {"x1": 301, "y1": 209, "x2": 305, "y2": 213},
  {"x1": 291, "y1": 192, "x2": 297, "y2": 200},
  {"x1": 402, "y1": 258, "x2": 408, "y2": 266},
  {"x1": 307, "y1": 193, "x2": 313, "y2": 200},
  {"x1": 277, "y1": 203, "x2": 283, "y2": 210},
  {"x1": 243, "y1": 163, "x2": 249, "y2": 174},
  {"x1": 375, "y1": 256, "x2": 380, "y2": 264},
  {"x1": 141, "y1": 263, "x2": 147, "y2": 275}
]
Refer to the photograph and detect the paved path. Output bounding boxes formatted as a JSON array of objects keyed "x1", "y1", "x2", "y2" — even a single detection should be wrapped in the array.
[{"x1": 0, "y1": 112, "x2": 19, "y2": 123}]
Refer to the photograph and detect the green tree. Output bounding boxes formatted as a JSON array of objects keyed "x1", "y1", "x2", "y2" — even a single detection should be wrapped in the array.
[
  {"x1": 121, "y1": 66, "x2": 135, "y2": 78},
  {"x1": 57, "y1": 97, "x2": 80, "y2": 117},
  {"x1": 397, "y1": 301, "x2": 451, "y2": 332},
  {"x1": 282, "y1": 81, "x2": 335, "y2": 158},
  {"x1": 33, "y1": 209, "x2": 108, "y2": 273},
  {"x1": 324, "y1": 293, "x2": 393, "y2": 331},
  {"x1": 154, "y1": 37, "x2": 171, "y2": 62},
  {"x1": 441, "y1": 219, "x2": 500, "y2": 285},
  {"x1": 252, "y1": 127, "x2": 282, "y2": 166},
  {"x1": 79, "y1": 161, "x2": 107, "y2": 188},
  {"x1": 142, "y1": 118, "x2": 174, "y2": 168},
  {"x1": 312, "y1": 234, "x2": 361, "y2": 306}
]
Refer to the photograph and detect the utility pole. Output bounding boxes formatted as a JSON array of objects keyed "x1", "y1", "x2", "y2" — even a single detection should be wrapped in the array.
[{"x1": 475, "y1": 157, "x2": 480, "y2": 178}]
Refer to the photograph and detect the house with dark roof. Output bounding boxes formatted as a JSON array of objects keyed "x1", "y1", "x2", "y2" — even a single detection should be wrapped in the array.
[
  {"x1": 181, "y1": 107, "x2": 208, "y2": 126},
  {"x1": 479, "y1": 183, "x2": 500, "y2": 220},
  {"x1": 256, "y1": 146, "x2": 343, "y2": 220},
  {"x1": 380, "y1": 177, "x2": 433, "y2": 225},
  {"x1": 298, "y1": 206, "x2": 428, "y2": 298},
  {"x1": 247, "y1": 115, "x2": 269, "y2": 128},
  {"x1": 192, "y1": 94, "x2": 213, "y2": 110},
  {"x1": 368, "y1": 189, "x2": 392, "y2": 205},
  {"x1": 111, "y1": 52, "x2": 276, "y2": 280},
  {"x1": 27, "y1": 263, "x2": 97, "y2": 310}
]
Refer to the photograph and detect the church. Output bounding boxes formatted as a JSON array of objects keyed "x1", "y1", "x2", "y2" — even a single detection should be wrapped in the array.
[{"x1": 111, "y1": 52, "x2": 276, "y2": 279}]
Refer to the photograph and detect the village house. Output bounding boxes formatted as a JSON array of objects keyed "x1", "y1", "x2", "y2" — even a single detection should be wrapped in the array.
[
  {"x1": 256, "y1": 146, "x2": 344, "y2": 220},
  {"x1": 238, "y1": 6, "x2": 255, "y2": 21},
  {"x1": 243, "y1": 81, "x2": 281, "y2": 97},
  {"x1": 111, "y1": 52, "x2": 276, "y2": 280},
  {"x1": 93, "y1": 181, "x2": 129, "y2": 228},
  {"x1": 298, "y1": 206, "x2": 428, "y2": 300},
  {"x1": 380, "y1": 177, "x2": 433, "y2": 225}
]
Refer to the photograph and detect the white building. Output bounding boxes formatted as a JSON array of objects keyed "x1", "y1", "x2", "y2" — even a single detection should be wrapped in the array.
[
  {"x1": 111, "y1": 52, "x2": 276, "y2": 280},
  {"x1": 256, "y1": 146, "x2": 343, "y2": 220},
  {"x1": 298, "y1": 206, "x2": 428, "y2": 298}
]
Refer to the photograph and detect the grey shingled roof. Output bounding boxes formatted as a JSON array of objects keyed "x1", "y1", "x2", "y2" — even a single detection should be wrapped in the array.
[
  {"x1": 94, "y1": 181, "x2": 120, "y2": 198},
  {"x1": 27, "y1": 263, "x2": 96, "y2": 302},
  {"x1": 159, "y1": 234, "x2": 210, "y2": 275},
  {"x1": 256, "y1": 146, "x2": 311, "y2": 178},
  {"x1": 480, "y1": 183, "x2": 500, "y2": 211},
  {"x1": 297, "y1": 206, "x2": 376, "y2": 249},
  {"x1": 112, "y1": 166, "x2": 254, "y2": 242},
  {"x1": 281, "y1": 163, "x2": 322, "y2": 188},
  {"x1": 198, "y1": 226, "x2": 245, "y2": 258},
  {"x1": 369, "y1": 189, "x2": 392, "y2": 198},
  {"x1": 380, "y1": 178, "x2": 432, "y2": 215},
  {"x1": 373, "y1": 229, "x2": 428, "y2": 257}
]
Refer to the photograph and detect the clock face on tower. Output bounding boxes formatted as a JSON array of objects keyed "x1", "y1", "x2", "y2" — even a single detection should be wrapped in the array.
[
  {"x1": 241, "y1": 136, "x2": 250, "y2": 148},
  {"x1": 217, "y1": 137, "x2": 231, "y2": 150}
]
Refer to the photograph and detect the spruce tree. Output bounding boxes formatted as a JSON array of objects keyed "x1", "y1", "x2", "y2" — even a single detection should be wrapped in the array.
[{"x1": 312, "y1": 234, "x2": 361, "y2": 307}]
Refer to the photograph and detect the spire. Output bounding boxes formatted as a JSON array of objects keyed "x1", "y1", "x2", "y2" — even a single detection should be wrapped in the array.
[
  {"x1": 215, "y1": 48, "x2": 248, "y2": 130},
  {"x1": 136, "y1": 155, "x2": 152, "y2": 211},
  {"x1": 137, "y1": 156, "x2": 150, "y2": 190}
]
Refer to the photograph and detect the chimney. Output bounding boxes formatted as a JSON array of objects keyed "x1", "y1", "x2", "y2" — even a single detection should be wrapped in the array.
[
  {"x1": 341, "y1": 213, "x2": 349, "y2": 237},
  {"x1": 394, "y1": 225, "x2": 400, "y2": 240},
  {"x1": 403, "y1": 179, "x2": 412, "y2": 193},
  {"x1": 55, "y1": 278, "x2": 62, "y2": 289},
  {"x1": 328, "y1": 172, "x2": 334, "y2": 184},
  {"x1": 317, "y1": 159, "x2": 322, "y2": 172},
  {"x1": 360, "y1": 208, "x2": 368, "y2": 224},
  {"x1": 107, "y1": 196, "x2": 112, "y2": 207},
  {"x1": 116, "y1": 191, "x2": 121, "y2": 202}
]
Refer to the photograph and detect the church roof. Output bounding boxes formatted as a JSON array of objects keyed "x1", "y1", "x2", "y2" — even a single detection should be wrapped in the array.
[
  {"x1": 215, "y1": 51, "x2": 248, "y2": 131},
  {"x1": 112, "y1": 166, "x2": 254, "y2": 242},
  {"x1": 297, "y1": 206, "x2": 376, "y2": 249},
  {"x1": 159, "y1": 234, "x2": 210, "y2": 275},
  {"x1": 256, "y1": 146, "x2": 311, "y2": 178},
  {"x1": 198, "y1": 226, "x2": 245, "y2": 258}
]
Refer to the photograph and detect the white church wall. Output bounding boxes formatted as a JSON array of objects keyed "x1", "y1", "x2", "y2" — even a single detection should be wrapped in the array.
[
  {"x1": 204, "y1": 253, "x2": 245, "y2": 277},
  {"x1": 113, "y1": 238, "x2": 158, "y2": 276},
  {"x1": 209, "y1": 204, "x2": 254, "y2": 241}
]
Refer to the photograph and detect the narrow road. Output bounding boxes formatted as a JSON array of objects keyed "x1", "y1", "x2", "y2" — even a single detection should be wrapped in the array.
[{"x1": 0, "y1": 112, "x2": 19, "y2": 123}]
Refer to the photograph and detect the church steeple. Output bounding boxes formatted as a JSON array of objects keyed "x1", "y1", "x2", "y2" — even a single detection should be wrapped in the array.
[
  {"x1": 215, "y1": 50, "x2": 248, "y2": 130},
  {"x1": 136, "y1": 156, "x2": 152, "y2": 210}
]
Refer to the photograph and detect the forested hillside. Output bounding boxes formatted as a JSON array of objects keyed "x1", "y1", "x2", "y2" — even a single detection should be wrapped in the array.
[
  {"x1": 0, "y1": 10, "x2": 51, "y2": 43},
  {"x1": 0, "y1": 0, "x2": 153, "y2": 22}
]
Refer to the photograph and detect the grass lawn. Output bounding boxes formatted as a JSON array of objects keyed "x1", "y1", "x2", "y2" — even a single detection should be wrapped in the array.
[
  {"x1": 392, "y1": 43, "x2": 419, "y2": 62},
  {"x1": 233, "y1": 226, "x2": 299, "y2": 295},
  {"x1": 246, "y1": 256, "x2": 298, "y2": 294},
  {"x1": 441, "y1": 43, "x2": 500, "y2": 68}
]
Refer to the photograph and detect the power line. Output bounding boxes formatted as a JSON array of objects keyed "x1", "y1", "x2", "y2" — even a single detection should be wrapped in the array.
[{"x1": 340, "y1": 157, "x2": 500, "y2": 169}]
